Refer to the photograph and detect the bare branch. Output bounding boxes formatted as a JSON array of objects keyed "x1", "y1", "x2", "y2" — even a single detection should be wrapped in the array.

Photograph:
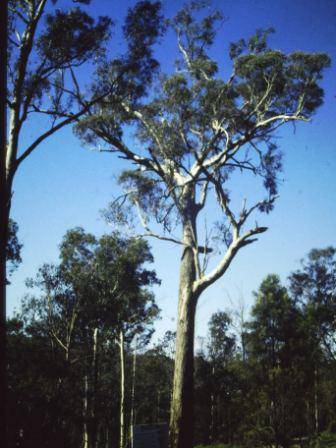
[
  {"x1": 194, "y1": 225, "x2": 268, "y2": 294},
  {"x1": 175, "y1": 28, "x2": 211, "y2": 82},
  {"x1": 133, "y1": 198, "x2": 183, "y2": 246},
  {"x1": 238, "y1": 196, "x2": 278, "y2": 229},
  {"x1": 15, "y1": 107, "x2": 89, "y2": 168},
  {"x1": 197, "y1": 180, "x2": 209, "y2": 210},
  {"x1": 256, "y1": 113, "x2": 309, "y2": 129}
]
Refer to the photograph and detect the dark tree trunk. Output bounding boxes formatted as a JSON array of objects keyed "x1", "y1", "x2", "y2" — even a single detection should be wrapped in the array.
[
  {"x1": 119, "y1": 329, "x2": 125, "y2": 448},
  {"x1": 0, "y1": 2, "x2": 8, "y2": 445},
  {"x1": 209, "y1": 363, "x2": 215, "y2": 443},
  {"x1": 92, "y1": 328, "x2": 99, "y2": 448}
]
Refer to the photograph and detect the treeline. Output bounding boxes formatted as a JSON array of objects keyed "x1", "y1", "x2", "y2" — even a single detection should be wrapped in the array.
[{"x1": 7, "y1": 231, "x2": 336, "y2": 448}]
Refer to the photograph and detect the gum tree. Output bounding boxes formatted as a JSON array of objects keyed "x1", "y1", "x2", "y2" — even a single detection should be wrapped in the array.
[
  {"x1": 1, "y1": 2, "x2": 163, "y2": 440},
  {"x1": 1, "y1": 3, "x2": 111, "y2": 440},
  {"x1": 77, "y1": 4, "x2": 330, "y2": 447}
]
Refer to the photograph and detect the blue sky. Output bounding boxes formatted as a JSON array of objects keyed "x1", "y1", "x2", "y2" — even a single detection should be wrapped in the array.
[{"x1": 7, "y1": 0, "x2": 336, "y2": 343}]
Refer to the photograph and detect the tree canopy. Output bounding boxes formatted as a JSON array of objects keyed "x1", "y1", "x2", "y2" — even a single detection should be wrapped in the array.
[{"x1": 78, "y1": 2, "x2": 330, "y2": 294}]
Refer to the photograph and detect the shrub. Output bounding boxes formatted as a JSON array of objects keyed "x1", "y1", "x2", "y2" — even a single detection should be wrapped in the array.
[{"x1": 319, "y1": 432, "x2": 336, "y2": 448}]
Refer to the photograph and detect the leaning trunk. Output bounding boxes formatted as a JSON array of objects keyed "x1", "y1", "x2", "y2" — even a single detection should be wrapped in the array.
[
  {"x1": 119, "y1": 330, "x2": 125, "y2": 448},
  {"x1": 169, "y1": 202, "x2": 199, "y2": 448}
]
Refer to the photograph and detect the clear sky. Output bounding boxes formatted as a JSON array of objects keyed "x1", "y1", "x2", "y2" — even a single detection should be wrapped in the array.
[{"x1": 7, "y1": 0, "x2": 336, "y2": 343}]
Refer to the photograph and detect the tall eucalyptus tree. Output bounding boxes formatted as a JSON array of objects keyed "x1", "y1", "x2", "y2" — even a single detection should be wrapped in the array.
[{"x1": 76, "y1": 3, "x2": 330, "y2": 446}]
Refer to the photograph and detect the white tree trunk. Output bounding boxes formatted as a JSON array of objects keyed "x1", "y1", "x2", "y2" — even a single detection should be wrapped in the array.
[
  {"x1": 169, "y1": 203, "x2": 199, "y2": 448},
  {"x1": 105, "y1": 427, "x2": 109, "y2": 448},
  {"x1": 129, "y1": 335, "x2": 137, "y2": 448},
  {"x1": 83, "y1": 373, "x2": 89, "y2": 448}
]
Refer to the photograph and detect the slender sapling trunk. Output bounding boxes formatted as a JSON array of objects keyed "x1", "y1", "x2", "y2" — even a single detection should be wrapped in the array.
[{"x1": 119, "y1": 329, "x2": 125, "y2": 448}]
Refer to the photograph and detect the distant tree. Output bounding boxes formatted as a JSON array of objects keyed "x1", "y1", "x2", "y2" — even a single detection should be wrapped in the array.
[
  {"x1": 76, "y1": 2, "x2": 330, "y2": 446},
  {"x1": 208, "y1": 312, "x2": 236, "y2": 366},
  {"x1": 289, "y1": 247, "x2": 336, "y2": 361},
  {"x1": 7, "y1": 316, "x2": 72, "y2": 448},
  {"x1": 20, "y1": 227, "x2": 160, "y2": 448},
  {"x1": 6, "y1": 219, "x2": 22, "y2": 282},
  {"x1": 289, "y1": 247, "x2": 336, "y2": 437},
  {"x1": 207, "y1": 312, "x2": 236, "y2": 443},
  {"x1": 246, "y1": 275, "x2": 313, "y2": 447},
  {"x1": 134, "y1": 333, "x2": 175, "y2": 427}
]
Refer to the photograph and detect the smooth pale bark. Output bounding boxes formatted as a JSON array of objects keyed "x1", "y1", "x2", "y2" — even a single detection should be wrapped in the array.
[
  {"x1": 129, "y1": 336, "x2": 137, "y2": 447},
  {"x1": 170, "y1": 190, "x2": 199, "y2": 448},
  {"x1": 82, "y1": 329, "x2": 98, "y2": 448},
  {"x1": 119, "y1": 330, "x2": 125, "y2": 448},
  {"x1": 169, "y1": 248, "x2": 197, "y2": 448},
  {"x1": 83, "y1": 373, "x2": 89, "y2": 448},
  {"x1": 168, "y1": 185, "x2": 268, "y2": 448},
  {"x1": 105, "y1": 427, "x2": 109, "y2": 448}
]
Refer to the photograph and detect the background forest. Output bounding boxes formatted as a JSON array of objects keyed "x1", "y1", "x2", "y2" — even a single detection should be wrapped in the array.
[{"x1": 6, "y1": 235, "x2": 336, "y2": 447}]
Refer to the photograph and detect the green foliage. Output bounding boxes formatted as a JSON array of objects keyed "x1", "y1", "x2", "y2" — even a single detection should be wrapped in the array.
[
  {"x1": 26, "y1": 227, "x2": 160, "y2": 340},
  {"x1": 8, "y1": 1, "x2": 112, "y2": 112},
  {"x1": 208, "y1": 312, "x2": 236, "y2": 362},
  {"x1": 6, "y1": 219, "x2": 22, "y2": 282},
  {"x1": 194, "y1": 444, "x2": 242, "y2": 448},
  {"x1": 244, "y1": 275, "x2": 312, "y2": 447},
  {"x1": 319, "y1": 432, "x2": 336, "y2": 447},
  {"x1": 135, "y1": 343, "x2": 174, "y2": 424},
  {"x1": 115, "y1": 170, "x2": 178, "y2": 233},
  {"x1": 37, "y1": 8, "x2": 111, "y2": 66},
  {"x1": 78, "y1": 1, "x2": 330, "y2": 250},
  {"x1": 289, "y1": 246, "x2": 336, "y2": 360}
]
